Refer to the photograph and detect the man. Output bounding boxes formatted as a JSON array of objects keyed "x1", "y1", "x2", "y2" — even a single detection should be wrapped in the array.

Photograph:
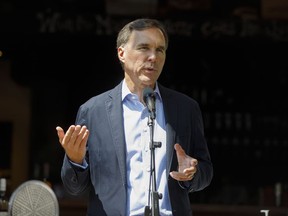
[{"x1": 56, "y1": 18, "x2": 213, "y2": 216}]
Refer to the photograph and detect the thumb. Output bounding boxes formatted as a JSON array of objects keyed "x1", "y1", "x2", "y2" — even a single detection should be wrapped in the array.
[
  {"x1": 56, "y1": 126, "x2": 64, "y2": 143},
  {"x1": 174, "y1": 143, "x2": 186, "y2": 158}
]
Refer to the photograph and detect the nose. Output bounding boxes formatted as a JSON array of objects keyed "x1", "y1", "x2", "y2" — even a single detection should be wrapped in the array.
[{"x1": 147, "y1": 50, "x2": 157, "y2": 62}]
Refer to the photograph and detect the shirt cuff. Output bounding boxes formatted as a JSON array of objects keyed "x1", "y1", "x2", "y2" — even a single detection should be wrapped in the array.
[{"x1": 69, "y1": 159, "x2": 88, "y2": 169}]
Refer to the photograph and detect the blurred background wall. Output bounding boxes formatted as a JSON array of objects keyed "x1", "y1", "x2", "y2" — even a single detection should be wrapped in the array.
[{"x1": 1, "y1": 0, "x2": 288, "y2": 212}]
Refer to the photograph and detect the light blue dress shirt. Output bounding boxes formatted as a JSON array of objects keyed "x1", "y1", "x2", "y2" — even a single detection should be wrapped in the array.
[{"x1": 122, "y1": 80, "x2": 172, "y2": 216}]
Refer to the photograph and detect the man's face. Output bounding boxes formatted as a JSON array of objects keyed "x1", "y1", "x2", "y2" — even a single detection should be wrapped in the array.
[{"x1": 118, "y1": 27, "x2": 166, "y2": 90}]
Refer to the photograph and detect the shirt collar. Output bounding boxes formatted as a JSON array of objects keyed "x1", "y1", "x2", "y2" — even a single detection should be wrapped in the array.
[{"x1": 121, "y1": 79, "x2": 162, "y2": 102}]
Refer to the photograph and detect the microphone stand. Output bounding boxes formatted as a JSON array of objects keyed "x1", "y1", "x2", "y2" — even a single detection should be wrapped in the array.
[{"x1": 144, "y1": 110, "x2": 162, "y2": 216}]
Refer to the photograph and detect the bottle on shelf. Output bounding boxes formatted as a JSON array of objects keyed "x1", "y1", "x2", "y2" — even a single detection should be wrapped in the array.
[
  {"x1": 0, "y1": 178, "x2": 8, "y2": 216},
  {"x1": 43, "y1": 162, "x2": 52, "y2": 188}
]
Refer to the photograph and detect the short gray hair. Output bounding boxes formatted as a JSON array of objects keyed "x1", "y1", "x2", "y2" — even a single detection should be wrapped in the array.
[{"x1": 116, "y1": 18, "x2": 169, "y2": 50}]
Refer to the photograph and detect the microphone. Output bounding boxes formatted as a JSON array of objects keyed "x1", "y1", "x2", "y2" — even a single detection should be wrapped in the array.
[{"x1": 143, "y1": 87, "x2": 156, "y2": 119}]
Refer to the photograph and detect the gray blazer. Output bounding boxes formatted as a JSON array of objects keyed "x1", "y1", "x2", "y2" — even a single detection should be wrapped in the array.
[{"x1": 61, "y1": 81, "x2": 213, "y2": 216}]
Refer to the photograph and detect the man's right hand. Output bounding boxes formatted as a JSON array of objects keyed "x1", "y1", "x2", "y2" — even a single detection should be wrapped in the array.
[{"x1": 56, "y1": 125, "x2": 89, "y2": 164}]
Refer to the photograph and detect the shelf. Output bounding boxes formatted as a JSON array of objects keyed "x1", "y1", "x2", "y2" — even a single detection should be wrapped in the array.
[{"x1": 58, "y1": 199, "x2": 288, "y2": 216}]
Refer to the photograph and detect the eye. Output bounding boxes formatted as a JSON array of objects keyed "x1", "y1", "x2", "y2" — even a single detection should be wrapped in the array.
[
  {"x1": 138, "y1": 45, "x2": 149, "y2": 50},
  {"x1": 157, "y1": 47, "x2": 165, "y2": 54}
]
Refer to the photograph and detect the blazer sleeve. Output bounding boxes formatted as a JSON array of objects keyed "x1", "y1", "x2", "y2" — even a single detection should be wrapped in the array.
[{"x1": 60, "y1": 104, "x2": 91, "y2": 196}]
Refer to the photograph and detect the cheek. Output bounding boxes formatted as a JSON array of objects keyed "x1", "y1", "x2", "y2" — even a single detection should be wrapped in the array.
[
  {"x1": 127, "y1": 55, "x2": 143, "y2": 67},
  {"x1": 158, "y1": 58, "x2": 165, "y2": 70},
  {"x1": 124, "y1": 56, "x2": 142, "y2": 72},
  {"x1": 125, "y1": 52, "x2": 139, "y2": 64},
  {"x1": 160, "y1": 54, "x2": 166, "y2": 63}
]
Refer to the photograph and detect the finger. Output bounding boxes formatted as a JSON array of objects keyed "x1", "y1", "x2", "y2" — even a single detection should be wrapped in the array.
[
  {"x1": 75, "y1": 126, "x2": 89, "y2": 150},
  {"x1": 70, "y1": 125, "x2": 82, "y2": 143},
  {"x1": 187, "y1": 174, "x2": 194, "y2": 180},
  {"x1": 184, "y1": 166, "x2": 197, "y2": 174},
  {"x1": 62, "y1": 125, "x2": 76, "y2": 146},
  {"x1": 170, "y1": 171, "x2": 194, "y2": 181},
  {"x1": 81, "y1": 129, "x2": 89, "y2": 148},
  {"x1": 191, "y1": 158, "x2": 198, "y2": 166}
]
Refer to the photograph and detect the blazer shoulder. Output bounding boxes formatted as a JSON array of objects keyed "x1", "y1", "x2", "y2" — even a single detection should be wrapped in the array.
[
  {"x1": 80, "y1": 82, "x2": 122, "y2": 109},
  {"x1": 158, "y1": 83, "x2": 199, "y2": 106}
]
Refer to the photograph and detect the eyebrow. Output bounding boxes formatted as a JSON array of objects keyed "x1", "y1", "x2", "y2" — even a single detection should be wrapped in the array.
[{"x1": 137, "y1": 43, "x2": 166, "y2": 50}]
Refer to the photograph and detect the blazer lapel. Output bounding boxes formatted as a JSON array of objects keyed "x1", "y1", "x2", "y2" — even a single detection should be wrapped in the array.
[
  {"x1": 105, "y1": 82, "x2": 127, "y2": 187},
  {"x1": 159, "y1": 84, "x2": 177, "y2": 178}
]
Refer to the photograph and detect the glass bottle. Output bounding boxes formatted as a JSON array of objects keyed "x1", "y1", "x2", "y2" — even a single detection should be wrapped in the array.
[{"x1": 0, "y1": 178, "x2": 8, "y2": 216}]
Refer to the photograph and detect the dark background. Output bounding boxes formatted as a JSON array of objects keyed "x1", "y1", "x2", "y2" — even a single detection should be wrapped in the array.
[{"x1": 1, "y1": 0, "x2": 288, "y2": 206}]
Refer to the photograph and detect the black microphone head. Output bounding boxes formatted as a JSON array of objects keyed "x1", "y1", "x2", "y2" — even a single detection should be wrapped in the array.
[
  {"x1": 143, "y1": 87, "x2": 154, "y2": 104},
  {"x1": 143, "y1": 87, "x2": 156, "y2": 118}
]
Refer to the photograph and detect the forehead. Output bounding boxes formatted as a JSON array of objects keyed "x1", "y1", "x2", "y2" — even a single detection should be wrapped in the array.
[{"x1": 128, "y1": 28, "x2": 166, "y2": 47}]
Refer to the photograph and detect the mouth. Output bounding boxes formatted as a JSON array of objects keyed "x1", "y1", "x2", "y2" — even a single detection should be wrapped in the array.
[{"x1": 143, "y1": 67, "x2": 156, "y2": 73}]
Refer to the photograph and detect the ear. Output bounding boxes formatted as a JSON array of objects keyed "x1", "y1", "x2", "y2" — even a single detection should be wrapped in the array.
[{"x1": 117, "y1": 46, "x2": 125, "y2": 64}]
